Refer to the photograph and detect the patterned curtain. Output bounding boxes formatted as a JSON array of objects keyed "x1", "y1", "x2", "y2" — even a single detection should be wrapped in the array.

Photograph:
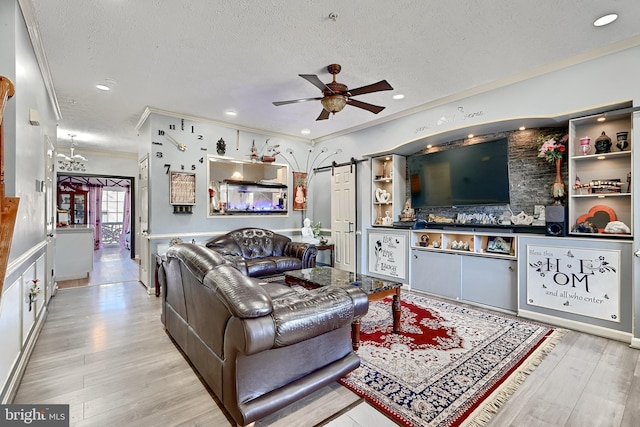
[
  {"x1": 119, "y1": 186, "x2": 131, "y2": 248},
  {"x1": 88, "y1": 186, "x2": 102, "y2": 249}
]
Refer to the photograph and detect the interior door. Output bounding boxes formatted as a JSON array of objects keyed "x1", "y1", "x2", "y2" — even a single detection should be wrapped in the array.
[
  {"x1": 331, "y1": 164, "x2": 357, "y2": 272},
  {"x1": 138, "y1": 156, "x2": 150, "y2": 289},
  {"x1": 45, "y1": 137, "x2": 55, "y2": 300}
]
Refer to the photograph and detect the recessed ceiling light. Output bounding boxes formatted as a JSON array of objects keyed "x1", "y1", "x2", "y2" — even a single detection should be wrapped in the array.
[
  {"x1": 301, "y1": 129, "x2": 311, "y2": 135},
  {"x1": 225, "y1": 110, "x2": 237, "y2": 116},
  {"x1": 392, "y1": 94, "x2": 405, "y2": 100},
  {"x1": 468, "y1": 134, "x2": 474, "y2": 138},
  {"x1": 597, "y1": 117, "x2": 606, "y2": 122},
  {"x1": 594, "y1": 13, "x2": 618, "y2": 27},
  {"x1": 519, "y1": 126, "x2": 526, "y2": 131},
  {"x1": 426, "y1": 144, "x2": 433, "y2": 149},
  {"x1": 95, "y1": 84, "x2": 110, "y2": 91}
]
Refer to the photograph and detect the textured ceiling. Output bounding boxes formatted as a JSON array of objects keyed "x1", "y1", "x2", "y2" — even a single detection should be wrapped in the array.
[{"x1": 26, "y1": 0, "x2": 640, "y2": 153}]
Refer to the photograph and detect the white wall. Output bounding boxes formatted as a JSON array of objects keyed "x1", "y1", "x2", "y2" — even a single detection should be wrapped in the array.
[{"x1": 0, "y1": 1, "x2": 58, "y2": 400}]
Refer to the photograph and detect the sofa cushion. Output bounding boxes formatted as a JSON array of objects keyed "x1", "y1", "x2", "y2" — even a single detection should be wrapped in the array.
[
  {"x1": 231, "y1": 229, "x2": 275, "y2": 259},
  {"x1": 245, "y1": 258, "x2": 278, "y2": 277},
  {"x1": 259, "y1": 282, "x2": 297, "y2": 299}
]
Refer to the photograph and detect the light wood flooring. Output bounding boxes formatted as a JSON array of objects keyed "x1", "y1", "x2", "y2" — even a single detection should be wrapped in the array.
[
  {"x1": 56, "y1": 245, "x2": 140, "y2": 289},
  {"x1": 13, "y1": 249, "x2": 640, "y2": 426}
]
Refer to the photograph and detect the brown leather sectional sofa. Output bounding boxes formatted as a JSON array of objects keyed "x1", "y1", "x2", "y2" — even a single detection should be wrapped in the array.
[
  {"x1": 159, "y1": 243, "x2": 368, "y2": 426},
  {"x1": 205, "y1": 228, "x2": 317, "y2": 277}
]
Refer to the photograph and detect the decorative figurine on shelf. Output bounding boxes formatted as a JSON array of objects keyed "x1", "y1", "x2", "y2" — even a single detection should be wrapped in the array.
[
  {"x1": 382, "y1": 211, "x2": 393, "y2": 226},
  {"x1": 594, "y1": 131, "x2": 612, "y2": 154},
  {"x1": 375, "y1": 187, "x2": 390, "y2": 203},
  {"x1": 250, "y1": 140, "x2": 258, "y2": 162},
  {"x1": 208, "y1": 185, "x2": 218, "y2": 212},
  {"x1": 301, "y1": 217, "x2": 320, "y2": 244},
  {"x1": 400, "y1": 198, "x2": 415, "y2": 221}
]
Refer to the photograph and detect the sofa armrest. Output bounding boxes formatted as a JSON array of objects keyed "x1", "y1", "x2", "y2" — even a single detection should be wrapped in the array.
[
  {"x1": 270, "y1": 286, "x2": 368, "y2": 348},
  {"x1": 203, "y1": 264, "x2": 273, "y2": 318},
  {"x1": 340, "y1": 285, "x2": 370, "y2": 320},
  {"x1": 283, "y1": 241, "x2": 318, "y2": 268}
]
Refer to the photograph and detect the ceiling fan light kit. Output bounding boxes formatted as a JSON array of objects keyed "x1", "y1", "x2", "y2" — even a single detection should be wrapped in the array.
[
  {"x1": 273, "y1": 63, "x2": 393, "y2": 121},
  {"x1": 321, "y1": 95, "x2": 347, "y2": 113}
]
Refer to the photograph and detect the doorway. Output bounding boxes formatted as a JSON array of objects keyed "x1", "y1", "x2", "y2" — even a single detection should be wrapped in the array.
[
  {"x1": 331, "y1": 164, "x2": 357, "y2": 272},
  {"x1": 56, "y1": 174, "x2": 138, "y2": 288}
]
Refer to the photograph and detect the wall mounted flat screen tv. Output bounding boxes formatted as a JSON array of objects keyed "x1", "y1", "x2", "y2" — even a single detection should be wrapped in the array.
[{"x1": 409, "y1": 138, "x2": 510, "y2": 208}]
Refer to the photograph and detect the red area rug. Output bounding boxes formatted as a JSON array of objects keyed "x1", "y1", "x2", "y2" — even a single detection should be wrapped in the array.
[{"x1": 339, "y1": 292, "x2": 564, "y2": 427}]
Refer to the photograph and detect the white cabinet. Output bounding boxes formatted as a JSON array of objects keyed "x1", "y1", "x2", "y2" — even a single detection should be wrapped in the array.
[
  {"x1": 410, "y1": 229, "x2": 518, "y2": 311},
  {"x1": 371, "y1": 154, "x2": 406, "y2": 226},
  {"x1": 461, "y1": 256, "x2": 517, "y2": 311},
  {"x1": 568, "y1": 111, "x2": 633, "y2": 237},
  {"x1": 411, "y1": 249, "x2": 461, "y2": 300},
  {"x1": 55, "y1": 226, "x2": 94, "y2": 280}
]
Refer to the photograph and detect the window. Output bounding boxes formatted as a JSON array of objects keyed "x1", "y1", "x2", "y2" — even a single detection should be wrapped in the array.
[{"x1": 101, "y1": 189, "x2": 126, "y2": 245}]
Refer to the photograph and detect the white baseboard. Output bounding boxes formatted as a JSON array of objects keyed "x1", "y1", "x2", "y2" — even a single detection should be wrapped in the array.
[{"x1": 518, "y1": 309, "x2": 632, "y2": 344}]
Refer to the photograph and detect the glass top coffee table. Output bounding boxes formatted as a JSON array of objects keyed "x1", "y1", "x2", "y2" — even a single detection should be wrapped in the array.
[{"x1": 284, "y1": 266, "x2": 402, "y2": 350}]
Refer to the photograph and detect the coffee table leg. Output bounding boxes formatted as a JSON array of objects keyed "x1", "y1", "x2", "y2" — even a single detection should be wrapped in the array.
[
  {"x1": 392, "y1": 289, "x2": 401, "y2": 334},
  {"x1": 351, "y1": 319, "x2": 361, "y2": 351}
]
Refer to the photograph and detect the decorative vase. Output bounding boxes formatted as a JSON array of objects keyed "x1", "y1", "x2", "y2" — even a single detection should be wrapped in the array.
[
  {"x1": 616, "y1": 131, "x2": 629, "y2": 151},
  {"x1": 579, "y1": 136, "x2": 591, "y2": 156},
  {"x1": 550, "y1": 158, "x2": 566, "y2": 205}
]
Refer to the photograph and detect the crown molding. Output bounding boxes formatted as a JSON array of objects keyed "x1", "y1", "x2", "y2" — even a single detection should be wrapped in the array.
[
  {"x1": 17, "y1": 0, "x2": 61, "y2": 121},
  {"x1": 136, "y1": 106, "x2": 313, "y2": 144}
]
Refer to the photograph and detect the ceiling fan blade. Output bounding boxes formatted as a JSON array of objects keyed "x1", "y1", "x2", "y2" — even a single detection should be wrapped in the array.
[
  {"x1": 347, "y1": 99, "x2": 386, "y2": 114},
  {"x1": 316, "y1": 109, "x2": 331, "y2": 121},
  {"x1": 347, "y1": 80, "x2": 393, "y2": 97},
  {"x1": 299, "y1": 74, "x2": 333, "y2": 93},
  {"x1": 272, "y1": 97, "x2": 322, "y2": 106}
]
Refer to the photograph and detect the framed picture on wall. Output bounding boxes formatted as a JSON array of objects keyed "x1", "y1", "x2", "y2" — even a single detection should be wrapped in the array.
[
  {"x1": 486, "y1": 236, "x2": 513, "y2": 254},
  {"x1": 293, "y1": 171, "x2": 307, "y2": 211},
  {"x1": 169, "y1": 171, "x2": 196, "y2": 205}
]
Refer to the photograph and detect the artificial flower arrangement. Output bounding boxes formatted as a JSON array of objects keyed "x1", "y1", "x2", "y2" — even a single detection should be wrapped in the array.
[
  {"x1": 28, "y1": 279, "x2": 41, "y2": 312},
  {"x1": 311, "y1": 221, "x2": 322, "y2": 238},
  {"x1": 537, "y1": 132, "x2": 569, "y2": 164}
]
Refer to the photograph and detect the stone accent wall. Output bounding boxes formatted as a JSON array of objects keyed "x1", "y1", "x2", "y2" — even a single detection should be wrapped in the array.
[{"x1": 408, "y1": 127, "x2": 568, "y2": 221}]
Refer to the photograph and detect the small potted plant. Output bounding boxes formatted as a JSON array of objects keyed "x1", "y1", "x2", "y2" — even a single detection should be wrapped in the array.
[{"x1": 312, "y1": 222, "x2": 328, "y2": 244}]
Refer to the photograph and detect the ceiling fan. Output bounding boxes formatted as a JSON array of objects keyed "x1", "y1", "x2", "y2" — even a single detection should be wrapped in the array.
[{"x1": 273, "y1": 64, "x2": 393, "y2": 121}]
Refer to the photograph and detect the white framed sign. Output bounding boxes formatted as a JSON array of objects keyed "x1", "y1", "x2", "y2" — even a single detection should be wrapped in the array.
[
  {"x1": 369, "y1": 232, "x2": 406, "y2": 280},
  {"x1": 526, "y1": 244, "x2": 620, "y2": 322},
  {"x1": 169, "y1": 171, "x2": 196, "y2": 205}
]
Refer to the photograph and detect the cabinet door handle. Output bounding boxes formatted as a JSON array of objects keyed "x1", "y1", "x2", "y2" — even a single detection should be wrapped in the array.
[
  {"x1": 413, "y1": 254, "x2": 418, "y2": 259},
  {"x1": 635, "y1": 249, "x2": 640, "y2": 258},
  {"x1": 508, "y1": 266, "x2": 515, "y2": 271}
]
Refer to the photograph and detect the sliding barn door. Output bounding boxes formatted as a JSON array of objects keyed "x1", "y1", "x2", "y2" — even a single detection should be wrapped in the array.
[{"x1": 331, "y1": 164, "x2": 357, "y2": 272}]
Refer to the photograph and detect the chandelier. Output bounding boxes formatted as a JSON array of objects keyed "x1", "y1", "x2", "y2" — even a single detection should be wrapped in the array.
[{"x1": 57, "y1": 134, "x2": 88, "y2": 171}]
